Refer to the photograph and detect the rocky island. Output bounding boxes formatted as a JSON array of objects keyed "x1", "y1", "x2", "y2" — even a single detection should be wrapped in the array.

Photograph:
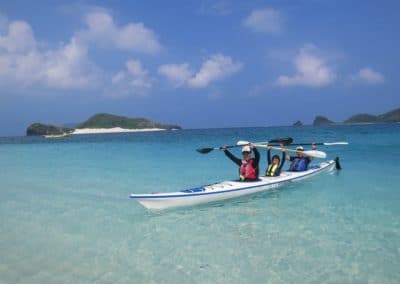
[
  {"x1": 313, "y1": 116, "x2": 335, "y2": 126},
  {"x1": 27, "y1": 123, "x2": 74, "y2": 136},
  {"x1": 292, "y1": 120, "x2": 303, "y2": 127},
  {"x1": 26, "y1": 113, "x2": 181, "y2": 136}
]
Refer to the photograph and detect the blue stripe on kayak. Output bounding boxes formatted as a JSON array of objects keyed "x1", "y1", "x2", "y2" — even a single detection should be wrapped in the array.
[{"x1": 130, "y1": 161, "x2": 333, "y2": 199}]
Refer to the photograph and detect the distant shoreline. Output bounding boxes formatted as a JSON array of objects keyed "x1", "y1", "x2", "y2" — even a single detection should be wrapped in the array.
[{"x1": 72, "y1": 127, "x2": 166, "y2": 135}]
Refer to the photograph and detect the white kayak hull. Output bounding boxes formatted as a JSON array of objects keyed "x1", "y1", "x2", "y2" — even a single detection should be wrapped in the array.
[{"x1": 130, "y1": 160, "x2": 336, "y2": 210}]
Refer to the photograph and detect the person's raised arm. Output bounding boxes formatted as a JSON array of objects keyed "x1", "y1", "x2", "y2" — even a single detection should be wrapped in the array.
[
  {"x1": 267, "y1": 146, "x2": 272, "y2": 165},
  {"x1": 279, "y1": 145, "x2": 286, "y2": 170},
  {"x1": 308, "y1": 143, "x2": 317, "y2": 161},
  {"x1": 223, "y1": 147, "x2": 242, "y2": 166},
  {"x1": 251, "y1": 144, "x2": 260, "y2": 164}
]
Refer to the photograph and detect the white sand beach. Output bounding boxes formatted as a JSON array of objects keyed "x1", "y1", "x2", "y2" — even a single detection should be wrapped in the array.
[{"x1": 72, "y1": 127, "x2": 166, "y2": 135}]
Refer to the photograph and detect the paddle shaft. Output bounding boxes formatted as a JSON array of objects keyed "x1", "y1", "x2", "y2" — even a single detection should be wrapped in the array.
[
  {"x1": 197, "y1": 137, "x2": 293, "y2": 154},
  {"x1": 287, "y1": 142, "x2": 348, "y2": 146},
  {"x1": 254, "y1": 144, "x2": 327, "y2": 158}
]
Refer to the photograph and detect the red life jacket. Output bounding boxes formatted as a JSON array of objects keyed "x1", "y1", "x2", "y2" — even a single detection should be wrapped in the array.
[{"x1": 240, "y1": 159, "x2": 257, "y2": 180}]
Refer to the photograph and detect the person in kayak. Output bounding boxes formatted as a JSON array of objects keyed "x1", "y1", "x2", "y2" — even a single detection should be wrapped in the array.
[
  {"x1": 286, "y1": 144, "x2": 317, "y2": 171},
  {"x1": 223, "y1": 143, "x2": 260, "y2": 181},
  {"x1": 265, "y1": 144, "x2": 286, "y2": 176}
]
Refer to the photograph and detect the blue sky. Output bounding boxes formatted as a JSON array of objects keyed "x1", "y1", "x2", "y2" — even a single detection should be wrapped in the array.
[{"x1": 0, "y1": 0, "x2": 399, "y2": 135}]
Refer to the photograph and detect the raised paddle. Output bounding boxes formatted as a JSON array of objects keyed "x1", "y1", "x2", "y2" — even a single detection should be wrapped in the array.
[
  {"x1": 196, "y1": 137, "x2": 293, "y2": 154},
  {"x1": 254, "y1": 144, "x2": 327, "y2": 159}
]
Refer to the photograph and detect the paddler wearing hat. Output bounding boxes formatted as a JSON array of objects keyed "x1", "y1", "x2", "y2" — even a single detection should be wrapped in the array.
[
  {"x1": 223, "y1": 143, "x2": 260, "y2": 181},
  {"x1": 286, "y1": 143, "x2": 317, "y2": 172}
]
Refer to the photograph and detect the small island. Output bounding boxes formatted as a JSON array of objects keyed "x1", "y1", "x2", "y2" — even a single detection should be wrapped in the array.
[
  {"x1": 27, "y1": 113, "x2": 181, "y2": 136},
  {"x1": 292, "y1": 120, "x2": 303, "y2": 127},
  {"x1": 313, "y1": 116, "x2": 335, "y2": 126},
  {"x1": 27, "y1": 123, "x2": 74, "y2": 136}
]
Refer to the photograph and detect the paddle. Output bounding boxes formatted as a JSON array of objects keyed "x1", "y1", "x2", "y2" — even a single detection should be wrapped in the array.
[
  {"x1": 196, "y1": 137, "x2": 293, "y2": 154},
  {"x1": 254, "y1": 144, "x2": 327, "y2": 159},
  {"x1": 288, "y1": 141, "x2": 348, "y2": 146}
]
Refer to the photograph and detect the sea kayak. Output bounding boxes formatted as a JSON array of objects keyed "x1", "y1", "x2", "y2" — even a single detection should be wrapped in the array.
[{"x1": 130, "y1": 159, "x2": 339, "y2": 210}]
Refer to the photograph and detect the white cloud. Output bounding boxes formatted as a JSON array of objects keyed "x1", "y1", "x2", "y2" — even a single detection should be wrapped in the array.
[
  {"x1": 158, "y1": 63, "x2": 193, "y2": 87},
  {"x1": 110, "y1": 59, "x2": 153, "y2": 96},
  {"x1": 357, "y1": 67, "x2": 384, "y2": 84},
  {"x1": 187, "y1": 54, "x2": 242, "y2": 88},
  {"x1": 158, "y1": 54, "x2": 242, "y2": 88},
  {"x1": 80, "y1": 11, "x2": 161, "y2": 54},
  {"x1": 276, "y1": 45, "x2": 336, "y2": 87},
  {"x1": 0, "y1": 21, "x2": 36, "y2": 53},
  {"x1": 43, "y1": 38, "x2": 100, "y2": 89},
  {"x1": 0, "y1": 18, "x2": 101, "y2": 90},
  {"x1": 111, "y1": 71, "x2": 125, "y2": 85},
  {"x1": 0, "y1": 10, "x2": 164, "y2": 93},
  {"x1": 243, "y1": 8, "x2": 283, "y2": 34}
]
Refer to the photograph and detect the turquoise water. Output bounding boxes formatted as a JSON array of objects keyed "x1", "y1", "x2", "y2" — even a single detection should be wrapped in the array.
[{"x1": 0, "y1": 125, "x2": 399, "y2": 283}]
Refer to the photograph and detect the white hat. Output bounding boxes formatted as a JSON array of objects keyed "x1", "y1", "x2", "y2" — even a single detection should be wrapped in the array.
[
  {"x1": 296, "y1": 146, "x2": 304, "y2": 151},
  {"x1": 242, "y1": 145, "x2": 251, "y2": 153}
]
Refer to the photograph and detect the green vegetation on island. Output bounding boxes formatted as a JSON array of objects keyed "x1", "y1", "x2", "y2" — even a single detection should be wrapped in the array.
[
  {"x1": 344, "y1": 107, "x2": 400, "y2": 124},
  {"x1": 343, "y1": 114, "x2": 378, "y2": 124},
  {"x1": 374, "y1": 107, "x2": 400, "y2": 123},
  {"x1": 310, "y1": 107, "x2": 400, "y2": 126},
  {"x1": 77, "y1": 113, "x2": 181, "y2": 130}
]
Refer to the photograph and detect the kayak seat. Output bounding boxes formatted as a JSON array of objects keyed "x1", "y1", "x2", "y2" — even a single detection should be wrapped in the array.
[
  {"x1": 181, "y1": 187, "x2": 205, "y2": 193},
  {"x1": 234, "y1": 178, "x2": 262, "y2": 182}
]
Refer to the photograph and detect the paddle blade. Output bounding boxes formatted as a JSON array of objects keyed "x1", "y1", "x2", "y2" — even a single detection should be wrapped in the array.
[
  {"x1": 236, "y1": 140, "x2": 250, "y2": 146},
  {"x1": 304, "y1": 150, "x2": 327, "y2": 158},
  {"x1": 335, "y1": 156, "x2": 342, "y2": 170},
  {"x1": 323, "y1": 142, "x2": 349, "y2": 145},
  {"x1": 196, "y1": 148, "x2": 214, "y2": 154},
  {"x1": 268, "y1": 137, "x2": 293, "y2": 145}
]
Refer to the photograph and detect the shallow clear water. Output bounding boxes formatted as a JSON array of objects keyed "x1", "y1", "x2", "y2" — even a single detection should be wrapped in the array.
[{"x1": 0, "y1": 125, "x2": 399, "y2": 283}]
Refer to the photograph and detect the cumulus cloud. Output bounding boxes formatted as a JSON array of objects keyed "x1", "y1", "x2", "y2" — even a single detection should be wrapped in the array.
[
  {"x1": 356, "y1": 67, "x2": 384, "y2": 84},
  {"x1": 188, "y1": 54, "x2": 242, "y2": 88},
  {"x1": 43, "y1": 38, "x2": 100, "y2": 89},
  {"x1": 276, "y1": 45, "x2": 336, "y2": 87},
  {"x1": 0, "y1": 18, "x2": 100, "y2": 90},
  {"x1": 110, "y1": 59, "x2": 153, "y2": 96},
  {"x1": 79, "y1": 11, "x2": 161, "y2": 54},
  {"x1": 0, "y1": 10, "x2": 164, "y2": 93},
  {"x1": 158, "y1": 54, "x2": 242, "y2": 88},
  {"x1": 0, "y1": 21, "x2": 36, "y2": 53},
  {"x1": 158, "y1": 63, "x2": 193, "y2": 87},
  {"x1": 243, "y1": 8, "x2": 283, "y2": 34}
]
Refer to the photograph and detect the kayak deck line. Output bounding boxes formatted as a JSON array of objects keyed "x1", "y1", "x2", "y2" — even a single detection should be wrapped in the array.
[{"x1": 130, "y1": 160, "x2": 336, "y2": 209}]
